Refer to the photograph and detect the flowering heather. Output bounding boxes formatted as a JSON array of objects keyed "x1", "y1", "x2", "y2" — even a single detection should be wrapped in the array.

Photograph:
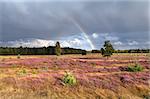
[{"x1": 0, "y1": 54, "x2": 149, "y2": 99}]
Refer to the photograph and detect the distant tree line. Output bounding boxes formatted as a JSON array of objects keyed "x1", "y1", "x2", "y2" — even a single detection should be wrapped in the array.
[
  {"x1": 92, "y1": 49, "x2": 150, "y2": 53},
  {"x1": 0, "y1": 46, "x2": 149, "y2": 55},
  {"x1": 91, "y1": 50, "x2": 101, "y2": 53},
  {"x1": 115, "y1": 49, "x2": 150, "y2": 53},
  {"x1": 0, "y1": 46, "x2": 86, "y2": 55},
  {"x1": 0, "y1": 40, "x2": 149, "y2": 55}
]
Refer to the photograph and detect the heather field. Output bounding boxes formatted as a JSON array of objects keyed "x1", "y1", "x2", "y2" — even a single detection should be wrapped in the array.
[{"x1": 0, "y1": 53, "x2": 149, "y2": 99}]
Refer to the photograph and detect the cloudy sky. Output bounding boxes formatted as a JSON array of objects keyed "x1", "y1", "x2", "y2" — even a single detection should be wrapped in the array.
[{"x1": 0, "y1": 0, "x2": 149, "y2": 50}]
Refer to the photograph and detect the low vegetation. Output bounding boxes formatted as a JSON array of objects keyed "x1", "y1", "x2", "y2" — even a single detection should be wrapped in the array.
[
  {"x1": 127, "y1": 63, "x2": 144, "y2": 72},
  {"x1": 17, "y1": 68, "x2": 27, "y2": 75},
  {"x1": 63, "y1": 71, "x2": 77, "y2": 86},
  {"x1": 0, "y1": 53, "x2": 149, "y2": 98},
  {"x1": 31, "y1": 69, "x2": 38, "y2": 74},
  {"x1": 17, "y1": 54, "x2": 21, "y2": 59}
]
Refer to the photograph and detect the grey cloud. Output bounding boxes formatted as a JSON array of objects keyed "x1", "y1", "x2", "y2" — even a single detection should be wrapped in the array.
[
  {"x1": 0, "y1": 0, "x2": 149, "y2": 49},
  {"x1": 0, "y1": 36, "x2": 91, "y2": 50}
]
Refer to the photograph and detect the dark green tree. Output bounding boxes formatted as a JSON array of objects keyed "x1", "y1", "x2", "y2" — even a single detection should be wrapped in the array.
[
  {"x1": 104, "y1": 40, "x2": 114, "y2": 54},
  {"x1": 82, "y1": 50, "x2": 87, "y2": 55},
  {"x1": 101, "y1": 48, "x2": 105, "y2": 56},
  {"x1": 101, "y1": 40, "x2": 114, "y2": 57},
  {"x1": 55, "y1": 41, "x2": 61, "y2": 56},
  {"x1": 19, "y1": 46, "x2": 23, "y2": 54}
]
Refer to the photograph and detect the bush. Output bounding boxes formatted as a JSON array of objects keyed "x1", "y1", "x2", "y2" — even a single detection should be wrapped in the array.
[
  {"x1": 63, "y1": 71, "x2": 77, "y2": 86},
  {"x1": 32, "y1": 69, "x2": 38, "y2": 74},
  {"x1": 17, "y1": 54, "x2": 21, "y2": 59},
  {"x1": 18, "y1": 68, "x2": 27, "y2": 75},
  {"x1": 127, "y1": 64, "x2": 144, "y2": 72}
]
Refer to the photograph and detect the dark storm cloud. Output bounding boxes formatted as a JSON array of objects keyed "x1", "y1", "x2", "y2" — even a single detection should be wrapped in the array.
[
  {"x1": 0, "y1": 3, "x2": 2, "y2": 40},
  {"x1": 0, "y1": 0, "x2": 149, "y2": 49},
  {"x1": 1, "y1": 2, "x2": 85, "y2": 41}
]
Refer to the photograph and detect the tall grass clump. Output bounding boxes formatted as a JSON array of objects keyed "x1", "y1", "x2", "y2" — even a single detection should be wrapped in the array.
[
  {"x1": 63, "y1": 71, "x2": 77, "y2": 86},
  {"x1": 127, "y1": 63, "x2": 144, "y2": 72}
]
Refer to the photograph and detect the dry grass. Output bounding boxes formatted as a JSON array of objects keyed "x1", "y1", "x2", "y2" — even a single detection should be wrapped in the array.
[{"x1": 0, "y1": 53, "x2": 149, "y2": 99}]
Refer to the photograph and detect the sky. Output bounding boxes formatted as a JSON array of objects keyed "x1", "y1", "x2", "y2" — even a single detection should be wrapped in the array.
[{"x1": 0, "y1": 0, "x2": 149, "y2": 50}]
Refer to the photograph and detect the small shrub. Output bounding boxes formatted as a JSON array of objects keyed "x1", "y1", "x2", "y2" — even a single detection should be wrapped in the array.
[
  {"x1": 91, "y1": 62, "x2": 96, "y2": 66},
  {"x1": 17, "y1": 54, "x2": 21, "y2": 59},
  {"x1": 127, "y1": 64, "x2": 144, "y2": 72},
  {"x1": 18, "y1": 68, "x2": 27, "y2": 75},
  {"x1": 41, "y1": 66, "x2": 48, "y2": 71},
  {"x1": 143, "y1": 94, "x2": 150, "y2": 99},
  {"x1": 63, "y1": 71, "x2": 77, "y2": 86},
  {"x1": 32, "y1": 69, "x2": 38, "y2": 74}
]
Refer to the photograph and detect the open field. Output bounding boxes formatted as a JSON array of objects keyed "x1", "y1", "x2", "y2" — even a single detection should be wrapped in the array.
[{"x1": 0, "y1": 53, "x2": 149, "y2": 99}]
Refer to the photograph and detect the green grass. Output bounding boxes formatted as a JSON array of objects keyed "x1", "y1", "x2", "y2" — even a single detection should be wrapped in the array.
[
  {"x1": 127, "y1": 63, "x2": 144, "y2": 72},
  {"x1": 63, "y1": 71, "x2": 77, "y2": 86}
]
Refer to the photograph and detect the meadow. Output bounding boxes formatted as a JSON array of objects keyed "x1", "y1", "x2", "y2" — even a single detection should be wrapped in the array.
[{"x1": 0, "y1": 53, "x2": 149, "y2": 99}]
